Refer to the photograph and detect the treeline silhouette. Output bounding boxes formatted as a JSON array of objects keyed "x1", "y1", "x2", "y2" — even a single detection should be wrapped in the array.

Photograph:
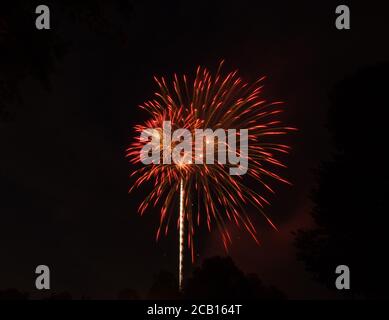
[
  {"x1": 0, "y1": 0, "x2": 132, "y2": 122},
  {"x1": 0, "y1": 256, "x2": 285, "y2": 300},
  {"x1": 294, "y1": 63, "x2": 389, "y2": 299}
]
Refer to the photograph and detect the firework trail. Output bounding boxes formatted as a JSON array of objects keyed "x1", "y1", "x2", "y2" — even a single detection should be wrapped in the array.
[
  {"x1": 179, "y1": 178, "x2": 184, "y2": 291},
  {"x1": 126, "y1": 61, "x2": 296, "y2": 289}
]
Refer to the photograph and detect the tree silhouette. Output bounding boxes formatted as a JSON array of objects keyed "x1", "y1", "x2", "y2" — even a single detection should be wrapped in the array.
[
  {"x1": 147, "y1": 270, "x2": 180, "y2": 300},
  {"x1": 183, "y1": 256, "x2": 286, "y2": 299},
  {"x1": 0, "y1": 288, "x2": 29, "y2": 300},
  {"x1": 295, "y1": 63, "x2": 389, "y2": 299},
  {"x1": 0, "y1": 1, "x2": 132, "y2": 122},
  {"x1": 117, "y1": 288, "x2": 140, "y2": 300},
  {"x1": 47, "y1": 291, "x2": 73, "y2": 300}
]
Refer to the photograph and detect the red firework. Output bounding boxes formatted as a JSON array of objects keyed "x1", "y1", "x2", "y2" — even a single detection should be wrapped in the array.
[{"x1": 126, "y1": 61, "x2": 296, "y2": 264}]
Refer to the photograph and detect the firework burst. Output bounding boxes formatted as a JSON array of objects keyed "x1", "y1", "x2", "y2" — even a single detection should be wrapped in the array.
[{"x1": 126, "y1": 61, "x2": 296, "y2": 287}]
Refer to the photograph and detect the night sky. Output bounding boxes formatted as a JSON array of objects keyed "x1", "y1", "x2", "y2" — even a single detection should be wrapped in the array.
[{"x1": 1, "y1": 0, "x2": 388, "y2": 299}]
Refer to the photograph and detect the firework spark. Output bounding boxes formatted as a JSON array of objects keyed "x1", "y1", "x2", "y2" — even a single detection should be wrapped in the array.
[{"x1": 126, "y1": 61, "x2": 296, "y2": 286}]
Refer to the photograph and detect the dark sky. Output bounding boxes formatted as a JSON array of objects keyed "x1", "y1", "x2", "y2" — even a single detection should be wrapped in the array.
[{"x1": 1, "y1": 0, "x2": 388, "y2": 299}]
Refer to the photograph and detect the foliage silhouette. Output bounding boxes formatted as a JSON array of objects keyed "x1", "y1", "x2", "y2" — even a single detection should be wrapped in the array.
[
  {"x1": 47, "y1": 291, "x2": 73, "y2": 300},
  {"x1": 0, "y1": 288, "x2": 29, "y2": 300},
  {"x1": 147, "y1": 270, "x2": 181, "y2": 300},
  {"x1": 117, "y1": 288, "x2": 140, "y2": 300},
  {"x1": 295, "y1": 63, "x2": 389, "y2": 298},
  {"x1": 0, "y1": 0, "x2": 132, "y2": 121},
  {"x1": 183, "y1": 256, "x2": 286, "y2": 299}
]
